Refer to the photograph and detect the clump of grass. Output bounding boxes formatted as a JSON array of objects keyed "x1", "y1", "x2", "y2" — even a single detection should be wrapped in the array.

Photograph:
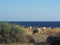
[{"x1": 0, "y1": 22, "x2": 25, "y2": 44}]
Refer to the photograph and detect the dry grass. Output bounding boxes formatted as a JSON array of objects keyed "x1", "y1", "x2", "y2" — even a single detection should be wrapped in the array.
[
  {"x1": 24, "y1": 27, "x2": 60, "y2": 35},
  {"x1": 1, "y1": 27, "x2": 60, "y2": 45},
  {"x1": 23, "y1": 27, "x2": 60, "y2": 43},
  {"x1": 33, "y1": 34, "x2": 48, "y2": 42},
  {"x1": 0, "y1": 43, "x2": 34, "y2": 45}
]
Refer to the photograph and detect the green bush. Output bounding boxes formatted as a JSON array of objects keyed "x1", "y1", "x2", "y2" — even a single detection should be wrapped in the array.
[{"x1": 0, "y1": 22, "x2": 25, "y2": 43}]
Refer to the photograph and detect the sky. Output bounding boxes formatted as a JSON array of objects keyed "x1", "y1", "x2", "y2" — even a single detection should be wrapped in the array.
[{"x1": 0, "y1": 0, "x2": 60, "y2": 21}]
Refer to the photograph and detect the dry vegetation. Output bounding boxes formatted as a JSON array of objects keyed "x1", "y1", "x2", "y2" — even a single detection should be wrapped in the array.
[
  {"x1": 0, "y1": 43, "x2": 34, "y2": 45},
  {"x1": 0, "y1": 23, "x2": 60, "y2": 45}
]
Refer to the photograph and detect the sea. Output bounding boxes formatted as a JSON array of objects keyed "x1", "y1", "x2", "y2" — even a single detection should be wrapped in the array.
[{"x1": 8, "y1": 21, "x2": 60, "y2": 28}]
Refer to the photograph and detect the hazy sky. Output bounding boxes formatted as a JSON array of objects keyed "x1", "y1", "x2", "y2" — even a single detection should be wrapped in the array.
[{"x1": 0, "y1": 0, "x2": 60, "y2": 21}]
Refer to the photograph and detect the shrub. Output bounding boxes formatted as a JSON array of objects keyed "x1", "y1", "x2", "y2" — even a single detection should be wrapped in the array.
[{"x1": 0, "y1": 22, "x2": 25, "y2": 43}]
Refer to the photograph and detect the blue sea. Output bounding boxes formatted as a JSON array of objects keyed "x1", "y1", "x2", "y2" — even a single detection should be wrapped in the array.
[{"x1": 8, "y1": 21, "x2": 60, "y2": 28}]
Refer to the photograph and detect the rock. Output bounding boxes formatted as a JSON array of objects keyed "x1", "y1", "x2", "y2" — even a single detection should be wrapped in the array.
[
  {"x1": 42, "y1": 27, "x2": 46, "y2": 30},
  {"x1": 46, "y1": 35, "x2": 60, "y2": 45}
]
